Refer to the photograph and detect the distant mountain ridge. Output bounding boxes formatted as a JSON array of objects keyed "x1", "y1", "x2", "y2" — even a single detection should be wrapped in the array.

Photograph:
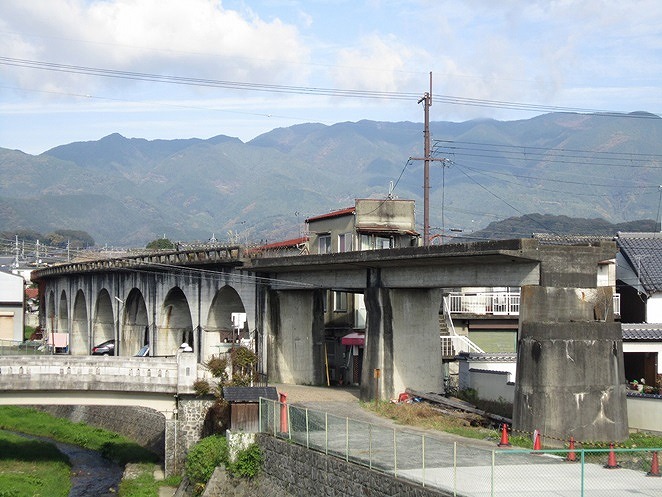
[{"x1": 0, "y1": 112, "x2": 660, "y2": 246}]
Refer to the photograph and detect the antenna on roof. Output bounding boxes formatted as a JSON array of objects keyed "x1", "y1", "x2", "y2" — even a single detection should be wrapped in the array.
[{"x1": 387, "y1": 181, "x2": 394, "y2": 199}]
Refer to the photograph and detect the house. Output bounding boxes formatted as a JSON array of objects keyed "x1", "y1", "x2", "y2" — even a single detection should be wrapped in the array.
[
  {"x1": 253, "y1": 236, "x2": 309, "y2": 257},
  {"x1": 304, "y1": 198, "x2": 420, "y2": 386},
  {"x1": 0, "y1": 271, "x2": 25, "y2": 342},
  {"x1": 616, "y1": 232, "x2": 662, "y2": 389}
]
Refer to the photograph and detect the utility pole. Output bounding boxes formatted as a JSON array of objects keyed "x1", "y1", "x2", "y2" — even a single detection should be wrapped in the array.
[
  {"x1": 411, "y1": 73, "x2": 447, "y2": 246},
  {"x1": 13, "y1": 235, "x2": 19, "y2": 268}
]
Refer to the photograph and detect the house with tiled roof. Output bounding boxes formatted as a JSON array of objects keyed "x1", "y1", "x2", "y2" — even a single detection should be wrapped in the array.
[
  {"x1": 304, "y1": 198, "x2": 420, "y2": 386},
  {"x1": 616, "y1": 232, "x2": 662, "y2": 388}
]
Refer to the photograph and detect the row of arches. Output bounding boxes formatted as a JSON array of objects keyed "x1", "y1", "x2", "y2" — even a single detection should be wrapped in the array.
[{"x1": 45, "y1": 284, "x2": 250, "y2": 361}]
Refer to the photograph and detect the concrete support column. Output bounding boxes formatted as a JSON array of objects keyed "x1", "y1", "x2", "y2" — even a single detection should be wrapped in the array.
[
  {"x1": 514, "y1": 286, "x2": 628, "y2": 443},
  {"x1": 266, "y1": 289, "x2": 325, "y2": 385},
  {"x1": 360, "y1": 286, "x2": 442, "y2": 402}
]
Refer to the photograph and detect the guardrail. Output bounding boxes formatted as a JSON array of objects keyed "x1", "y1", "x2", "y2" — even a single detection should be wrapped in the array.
[{"x1": 259, "y1": 398, "x2": 662, "y2": 496}]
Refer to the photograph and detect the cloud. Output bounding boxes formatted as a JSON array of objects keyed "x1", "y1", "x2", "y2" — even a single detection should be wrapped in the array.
[
  {"x1": 330, "y1": 34, "x2": 426, "y2": 92},
  {"x1": 0, "y1": 0, "x2": 311, "y2": 92}
]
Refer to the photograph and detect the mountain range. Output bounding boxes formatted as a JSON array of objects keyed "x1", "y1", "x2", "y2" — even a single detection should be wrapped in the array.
[{"x1": 0, "y1": 112, "x2": 660, "y2": 247}]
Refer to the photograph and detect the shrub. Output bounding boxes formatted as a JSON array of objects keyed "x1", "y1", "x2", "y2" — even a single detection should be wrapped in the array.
[
  {"x1": 228, "y1": 444, "x2": 262, "y2": 479},
  {"x1": 193, "y1": 379, "x2": 211, "y2": 396},
  {"x1": 184, "y1": 435, "x2": 228, "y2": 487},
  {"x1": 204, "y1": 355, "x2": 229, "y2": 382}
]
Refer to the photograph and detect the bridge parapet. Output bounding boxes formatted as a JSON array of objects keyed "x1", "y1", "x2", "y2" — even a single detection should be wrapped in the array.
[{"x1": 0, "y1": 353, "x2": 198, "y2": 395}]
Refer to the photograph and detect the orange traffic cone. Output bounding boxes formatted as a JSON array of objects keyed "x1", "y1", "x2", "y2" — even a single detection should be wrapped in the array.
[
  {"x1": 604, "y1": 443, "x2": 620, "y2": 469},
  {"x1": 565, "y1": 437, "x2": 577, "y2": 462},
  {"x1": 498, "y1": 423, "x2": 511, "y2": 447},
  {"x1": 647, "y1": 451, "x2": 661, "y2": 477},
  {"x1": 533, "y1": 430, "x2": 542, "y2": 451}
]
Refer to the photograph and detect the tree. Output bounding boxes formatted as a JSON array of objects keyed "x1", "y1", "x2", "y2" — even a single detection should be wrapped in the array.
[{"x1": 146, "y1": 238, "x2": 175, "y2": 250}]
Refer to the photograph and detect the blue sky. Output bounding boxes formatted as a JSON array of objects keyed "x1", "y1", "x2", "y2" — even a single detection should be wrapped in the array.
[{"x1": 1, "y1": 0, "x2": 661, "y2": 154}]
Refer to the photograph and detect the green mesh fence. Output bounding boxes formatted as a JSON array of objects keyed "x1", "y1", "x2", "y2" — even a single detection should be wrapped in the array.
[{"x1": 259, "y1": 398, "x2": 662, "y2": 496}]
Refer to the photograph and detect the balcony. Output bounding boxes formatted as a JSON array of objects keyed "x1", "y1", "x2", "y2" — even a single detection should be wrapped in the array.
[
  {"x1": 447, "y1": 292, "x2": 520, "y2": 316},
  {"x1": 447, "y1": 291, "x2": 621, "y2": 317}
]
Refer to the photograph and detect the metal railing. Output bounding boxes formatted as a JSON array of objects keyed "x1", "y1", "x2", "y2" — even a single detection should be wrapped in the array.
[
  {"x1": 440, "y1": 335, "x2": 485, "y2": 356},
  {"x1": 441, "y1": 296, "x2": 484, "y2": 355},
  {"x1": 448, "y1": 291, "x2": 621, "y2": 317},
  {"x1": 259, "y1": 398, "x2": 662, "y2": 496},
  {"x1": 447, "y1": 292, "x2": 520, "y2": 316}
]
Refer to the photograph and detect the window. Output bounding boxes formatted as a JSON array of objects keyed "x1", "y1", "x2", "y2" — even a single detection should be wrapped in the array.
[
  {"x1": 360, "y1": 234, "x2": 372, "y2": 250},
  {"x1": 318, "y1": 234, "x2": 331, "y2": 254},
  {"x1": 376, "y1": 236, "x2": 391, "y2": 249},
  {"x1": 333, "y1": 291, "x2": 347, "y2": 312},
  {"x1": 338, "y1": 233, "x2": 353, "y2": 252}
]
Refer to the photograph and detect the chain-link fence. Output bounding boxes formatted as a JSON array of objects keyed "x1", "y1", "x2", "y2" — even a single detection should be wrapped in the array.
[{"x1": 259, "y1": 398, "x2": 662, "y2": 496}]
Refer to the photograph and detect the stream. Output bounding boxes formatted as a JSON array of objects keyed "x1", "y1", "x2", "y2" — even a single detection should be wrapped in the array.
[{"x1": 8, "y1": 431, "x2": 124, "y2": 497}]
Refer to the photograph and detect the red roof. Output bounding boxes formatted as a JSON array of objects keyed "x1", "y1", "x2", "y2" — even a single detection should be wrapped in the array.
[
  {"x1": 260, "y1": 237, "x2": 308, "y2": 249},
  {"x1": 25, "y1": 288, "x2": 39, "y2": 299},
  {"x1": 305, "y1": 207, "x2": 355, "y2": 223}
]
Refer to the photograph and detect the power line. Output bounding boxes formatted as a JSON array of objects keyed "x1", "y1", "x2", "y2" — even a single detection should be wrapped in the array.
[{"x1": 3, "y1": 56, "x2": 662, "y2": 118}]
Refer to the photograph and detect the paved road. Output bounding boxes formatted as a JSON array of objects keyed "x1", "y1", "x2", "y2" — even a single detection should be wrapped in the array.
[{"x1": 271, "y1": 384, "x2": 662, "y2": 497}]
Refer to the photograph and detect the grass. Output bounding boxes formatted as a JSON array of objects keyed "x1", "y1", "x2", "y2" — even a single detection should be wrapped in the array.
[
  {"x1": 0, "y1": 406, "x2": 176, "y2": 497},
  {"x1": 363, "y1": 400, "x2": 662, "y2": 450},
  {"x1": 363, "y1": 400, "x2": 497, "y2": 441},
  {"x1": 0, "y1": 430, "x2": 71, "y2": 497},
  {"x1": 0, "y1": 406, "x2": 159, "y2": 466},
  {"x1": 119, "y1": 464, "x2": 182, "y2": 497}
]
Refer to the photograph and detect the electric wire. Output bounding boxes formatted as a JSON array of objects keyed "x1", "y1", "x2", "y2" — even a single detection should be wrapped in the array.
[{"x1": 3, "y1": 56, "x2": 662, "y2": 118}]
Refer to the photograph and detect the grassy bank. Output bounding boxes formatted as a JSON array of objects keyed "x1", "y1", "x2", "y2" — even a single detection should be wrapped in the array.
[
  {"x1": 0, "y1": 430, "x2": 71, "y2": 497},
  {"x1": 0, "y1": 406, "x2": 159, "y2": 466},
  {"x1": 0, "y1": 406, "x2": 175, "y2": 496}
]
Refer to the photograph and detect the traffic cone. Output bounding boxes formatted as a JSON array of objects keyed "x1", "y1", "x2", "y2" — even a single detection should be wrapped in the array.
[
  {"x1": 604, "y1": 443, "x2": 620, "y2": 469},
  {"x1": 498, "y1": 423, "x2": 511, "y2": 447},
  {"x1": 565, "y1": 437, "x2": 577, "y2": 462},
  {"x1": 647, "y1": 451, "x2": 661, "y2": 477},
  {"x1": 533, "y1": 430, "x2": 542, "y2": 451}
]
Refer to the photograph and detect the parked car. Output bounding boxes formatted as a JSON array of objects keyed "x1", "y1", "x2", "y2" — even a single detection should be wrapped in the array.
[{"x1": 92, "y1": 339, "x2": 115, "y2": 356}]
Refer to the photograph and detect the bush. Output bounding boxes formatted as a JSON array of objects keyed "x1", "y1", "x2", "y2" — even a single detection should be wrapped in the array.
[
  {"x1": 193, "y1": 379, "x2": 211, "y2": 396},
  {"x1": 184, "y1": 435, "x2": 228, "y2": 487},
  {"x1": 228, "y1": 444, "x2": 262, "y2": 479}
]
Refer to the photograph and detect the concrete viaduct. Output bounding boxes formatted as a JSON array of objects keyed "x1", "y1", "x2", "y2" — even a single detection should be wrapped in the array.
[{"x1": 7, "y1": 238, "x2": 628, "y2": 454}]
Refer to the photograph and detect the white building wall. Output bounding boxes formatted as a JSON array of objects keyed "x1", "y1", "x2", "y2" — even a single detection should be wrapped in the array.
[{"x1": 647, "y1": 293, "x2": 662, "y2": 323}]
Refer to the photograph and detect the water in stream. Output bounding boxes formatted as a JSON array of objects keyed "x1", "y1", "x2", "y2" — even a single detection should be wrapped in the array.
[{"x1": 8, "y1": 431, "x2": 124, "y2": 497}]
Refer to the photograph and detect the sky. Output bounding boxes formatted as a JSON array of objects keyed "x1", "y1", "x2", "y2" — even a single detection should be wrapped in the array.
[{"x1": 1, "y1": 0, "x2": 662, "y2": 155}]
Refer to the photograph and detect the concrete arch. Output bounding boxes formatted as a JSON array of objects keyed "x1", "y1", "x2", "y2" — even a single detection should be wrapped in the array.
[
  {"x1": 159, "y1": 287, "x2": 193, "y2": 356},
  {"x1": 122, "y1": 288, "x2": 149, "y2": 357},
  {"x1": 203, "y1": 285, "x2": 247, "y2": 361},
  {"x1": 58, "y1": 290, "x2": 69, "y2": 333},
  {"x1": 47, "y1": 290, "x2": 56, "y2": 333},
  {"x1": 71, "y1": 289, "x2": 89, "y2": 355},
  {"x1": 93, "y1": 289, "x2": 114, "y2": 352}
]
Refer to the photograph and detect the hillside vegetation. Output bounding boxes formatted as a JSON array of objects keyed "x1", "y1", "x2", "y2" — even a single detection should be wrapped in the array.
[{"x1": 0, "y1": 112, "x2": 660, "y2": 246}]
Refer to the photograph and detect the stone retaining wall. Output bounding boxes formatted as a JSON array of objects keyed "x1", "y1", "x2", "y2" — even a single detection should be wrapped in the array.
[
  {"x1": 33, "y1": 405, "x2": 165, "y2": 456},
  {"x1": 256, "y1": 434, "x2": 452, "y2": 497}
]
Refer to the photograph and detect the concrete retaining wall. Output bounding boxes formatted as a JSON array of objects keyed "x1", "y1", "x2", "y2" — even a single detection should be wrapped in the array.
[{"x1": 626, "y1": 393, "x2": 662, "y2": 434}]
